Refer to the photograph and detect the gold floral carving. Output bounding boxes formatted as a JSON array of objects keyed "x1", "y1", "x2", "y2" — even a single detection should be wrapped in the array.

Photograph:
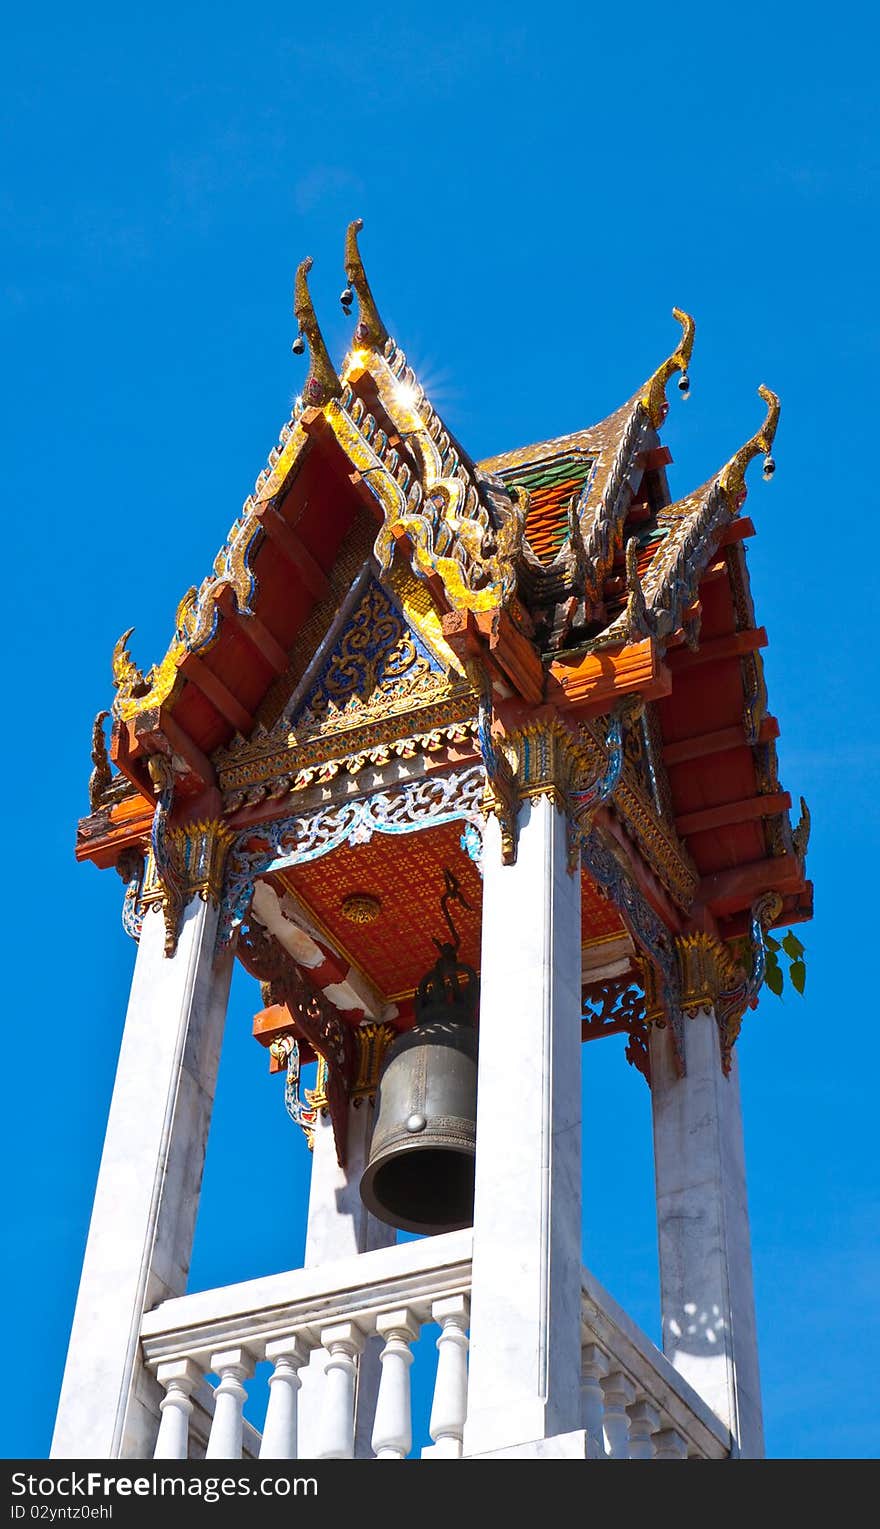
[
  {"x1": 486, "y1": 715, "x2": 621, "y2": 872},
  {"x1": 307, "y1": 1020, "x2": 397, "y2": 1111},
  {"x1": 353, "y1": 1021, "x2": 397, "y2": 1097},
  {"x1": 385, "y1": 556, "x2": 464, "y2": 677},
  {"x1": 218, "y1": 695, "x2": 478, "y2": 810},
  {"x1": 481, "y1": 753, "x2": 520, "y2": 867},
  {"x1": 306, "y1": 1056, "x2": 329, "y2": 1114},
  {"x1": 341, "y1": 894, "x2": 381, "y2": 925},
  {"x1": 513, "y1": 716, "x2": 598, "y2": 809},
  {"x1": 337, "y1": 350, "x2": 524, "y2": 613},
  {"x1": 639, "y1": 959, "x2": 666, "y2": 1030},
  {"x1": 139, "y1": 819, "x2": 237, "y2": 917},
  {"x1": 604, "y1": 768, "x2": 698, "y2": 912},
  {"x1": 674, "y1": 932, "x2": 739, "y2": 1017},
  {"x1": 294, "y1": 580, "x2": 442, "y2": 730},
  {"x1": 218, "y1": 576, "x2": 476, "y2": 803}
]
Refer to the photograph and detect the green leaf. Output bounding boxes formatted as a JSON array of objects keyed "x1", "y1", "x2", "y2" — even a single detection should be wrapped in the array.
[
  {"x1": 764, "y1": 932, "x2": 781, "y2": 952},
  {"x1": 764, "y1": 951, "x2": 784, "y2": 997},
  {"x1": 789, "y1": 959, "x2": 806, "y2": 995},
  {"x1": 782, "y1": 930, "x2": 805, "y2": 959}
]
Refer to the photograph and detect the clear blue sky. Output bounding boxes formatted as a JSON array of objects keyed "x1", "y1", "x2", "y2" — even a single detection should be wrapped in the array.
[{"x1": 2, "y1": 0, "x2": 877, "y2": 1461}]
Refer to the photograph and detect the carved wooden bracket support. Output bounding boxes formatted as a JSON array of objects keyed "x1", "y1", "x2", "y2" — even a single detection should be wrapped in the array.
[{"x1": 241, "y1": 917, "x2": 356, "y2": 1165}]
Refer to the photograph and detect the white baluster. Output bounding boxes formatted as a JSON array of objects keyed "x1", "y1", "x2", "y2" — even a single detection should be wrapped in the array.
[
  {"x1": 371, "y1": 1309, "x2": 419, "y2": 1460},
  {"x1": 654, "y1": 1426, "x2": 688, "y2": 1460},
  {"x1": 317, "y1": 1322, "x2": 364, "y2": 1459},
  {"x1": 423, "y1": 1295, "x2": 470, "y2": 1459},
  {"x1": 581, "y1": 1343, "x2": 610, "y2": 1459},
  {"x1": 627, "y1": 1398, "x2": 661, "y2": 1460},
  {"x1": 154, "y1": 1359, "x2": 201, "y2": 1459},
  {"x1": 600, "y1": 1371, "x2": 636, "y2": 1460},
  {"x1": 205, "y1": 1348, "x2": 254, "y2": 1460},
  {"x1": 260, "y1": 1336, "x2": 309, "y2": 1460}
]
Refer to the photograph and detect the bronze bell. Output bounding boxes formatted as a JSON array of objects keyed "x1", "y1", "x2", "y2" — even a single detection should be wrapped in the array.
[{"x1": 360, "y1": 934, "x2": 479, "y2": 1237}]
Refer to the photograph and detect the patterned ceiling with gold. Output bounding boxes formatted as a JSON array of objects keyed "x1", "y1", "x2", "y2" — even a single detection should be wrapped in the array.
[{"x1": 271, "y1": 819, "x2": 626, "y2": 1003}]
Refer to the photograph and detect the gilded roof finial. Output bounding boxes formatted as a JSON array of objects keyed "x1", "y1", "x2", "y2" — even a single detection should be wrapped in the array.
[
  {"x1": 718, "y1": 384, "x2": 780, "y2": 507},
  {"x1": 641, "y1": 308, "x2": 696, "y2": 427},
  {"x1": 88, "y1": 709, "x2": 113, "y2": 811},
  {"x1": 292, "y1": 257, "x2": 342, "y2": 408},
  {"x1": 625, "y1": 536, "x2": 653, "y2": 639},
  {"x1": 792, "y1": 796, "x2": 811, "y2": 863},
  {"x1": 112, "y1": 627, "x2": 147, "y2": 699},
  {"x1": 341, "y1": 218, "x2": 388, "y2": 351}
]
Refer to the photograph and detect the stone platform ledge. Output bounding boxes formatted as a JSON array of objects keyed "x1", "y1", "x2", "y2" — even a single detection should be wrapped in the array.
[{"x1": 464, "y1": 1430, "x2": 590, "y2": 1459}]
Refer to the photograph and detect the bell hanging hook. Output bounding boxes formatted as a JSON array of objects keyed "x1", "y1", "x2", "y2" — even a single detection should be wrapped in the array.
[{"x1": 433, "y1": 867, "x2": 472, "y2": 956}]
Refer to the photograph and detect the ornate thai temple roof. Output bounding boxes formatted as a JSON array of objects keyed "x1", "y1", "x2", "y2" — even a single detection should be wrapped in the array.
[{"x1": 78, "y1": 220, "x2": 811, "y2": 1080}]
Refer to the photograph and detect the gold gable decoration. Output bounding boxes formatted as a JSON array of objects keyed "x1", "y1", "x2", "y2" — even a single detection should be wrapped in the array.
[
  {"x1": 214, "y1": 571, "x2": 478, "y2": 812},
  {"x1": 291, "y1": 579, "x2": 453, "y2": 737}
]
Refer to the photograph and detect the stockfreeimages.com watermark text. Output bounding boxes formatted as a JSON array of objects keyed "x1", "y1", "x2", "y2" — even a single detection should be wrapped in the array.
[{"x1": 10, "y1": 1473, "x2": 317, "y2": 1509}]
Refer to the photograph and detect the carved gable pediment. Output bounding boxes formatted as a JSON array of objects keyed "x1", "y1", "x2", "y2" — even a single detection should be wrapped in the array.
[
  {"x1": 289, "y1": 576, "x2": 453, "y2": 739},
  {"x1": 214, "y1": 560, "x2": 476, "y2": 812}
]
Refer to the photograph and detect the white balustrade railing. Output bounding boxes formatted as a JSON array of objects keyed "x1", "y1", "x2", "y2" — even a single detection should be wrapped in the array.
[
  {"x1": 580, "y1": 1267, "x2": 731, "y2": 1460},
  {"x1": 139, "y1": 1232, "x2": 729, "y2": 1461}
]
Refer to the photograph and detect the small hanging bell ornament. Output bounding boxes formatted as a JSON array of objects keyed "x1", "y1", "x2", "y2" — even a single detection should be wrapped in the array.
[
  {"x1": 678, "y1": 371, "x2": 690, "y2": 399},
  {"x1": 762, "y1": 453, "x2": 776, "y2": 481},
  {"x1": 340, "y1": 285, "x2": 354, "y2": 316},
  {"x1": 292, "y1": 332, "x2": 305, "y2": 356}
]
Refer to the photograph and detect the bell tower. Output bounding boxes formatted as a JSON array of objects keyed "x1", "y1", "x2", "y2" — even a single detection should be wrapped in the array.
[{"x1": 54, "y1": 222, "x2": 812, "y2": 1462}]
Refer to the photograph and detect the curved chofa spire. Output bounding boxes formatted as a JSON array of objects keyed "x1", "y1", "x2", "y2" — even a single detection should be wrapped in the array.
[
  {"x1": 640, "y1": 308, "x2": 696, "y2": 428},
  {"x1": 718, "y1": 383, "x2": 780, "y2": 509},
  {"x1": 293, "y1": 256, "x2": 342, "y2": 408},
  {"x1": 88, "y1": 709, "x2": 113, "y2": 810},
  {"x1": 111, "y1": 231, "x2": 527, "y2": 732},
  {"x1": 344, "y1": 218, "x2": 388, "y2": 352},
  {"x1": 597, "y1": 384, "x2": 781, "y2": 650},
  {"x1": 478, "y1": 307, "x2": 697, "y2": 629},
  {"x1": 111, "y1": 627, "x2": 149, "y2": 714},
  {"x1": 336, "y1": 230, "x2": 525, "y2": 612},
  {"x1": 577, "y1": 308, "x2": 696, "y2": 598}
]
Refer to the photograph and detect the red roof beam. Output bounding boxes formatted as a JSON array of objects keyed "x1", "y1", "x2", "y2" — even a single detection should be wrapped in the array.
[
  {"x1": 180, "y1": 654, "x2": 254, "y2": 735},
  {"x1": 216, "y1": 586, "x2": 289, "y2": 676},
  {"x1": 663, "y1": 716, "x2": 779, "y2": 768},
  {"x1": 666, "y1": 626, "x2": 767, "y2": 672},
  {"x1": 258, "y1": 503, "x2": 331, "y2": 600},
  {"x1": 715, "y1": 517, "x2": 755, "y2": 548},
  {"x1": 697, "y1": 851, "x2": 805, "y2": 919},
  {"x1": 718, "y1": 882, "x2": 813, "y2": 940},
  {"x1": 676, "y1": 790, "x2": 791, "y2": 839}
]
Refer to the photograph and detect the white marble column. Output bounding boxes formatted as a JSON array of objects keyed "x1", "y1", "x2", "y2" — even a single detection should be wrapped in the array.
[
  {"x1": 297, "y1": 1103, "x2": 395, "y2": 1459},
  {"x1": 463, "y1": 799, "x2": 586, "y2": 1459},
  {"x1": 153, "y1": 1359, "x2": 201, "y2": 1460},
  {"x1": 581, "y1": 1343, "x2": 609, "y2": 1459},
  {"x1": 205, "y1": 1348, "x2": 254, "y2": 1459},
  {"x1": 423, "y1": 1295, "x2": 470, "y2": 1459},
  {"x1": 371, "y1": 1310, "x2": 419, "y2": 1459},
  {"x1": 260, "y1": 1336, "x2": 309, "y2": 1459},
  {"x1": 650, "y1": 1006, "x2": 764, "y2": 1458},
  {"x1": 304, "y1": 1103, "x2": 395, "y2": 1267},
  {"x1": 316, "y1": 1322, "x2": 364, "y2": 1459},
  {"x1": 601, "y1": 1371, "x2": 635, "y2": 1459},
  {"x1": 52, "y1": 895, "x2": 233, "y2": 1459},
  {"x1": 627, "y1": 1398, "x2": 661, "y2": 1460}
]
